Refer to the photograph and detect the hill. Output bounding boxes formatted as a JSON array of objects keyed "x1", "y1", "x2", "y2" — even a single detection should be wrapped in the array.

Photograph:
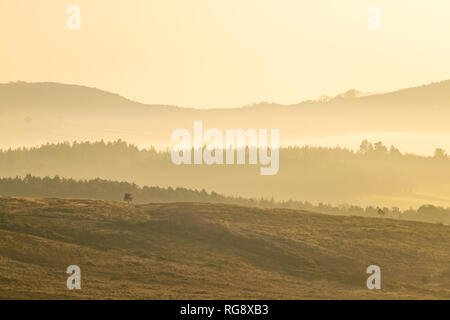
[
  {"x1": 0, "y1": 197, "x2": 448, "y2": 299},
  {"x1": 2, "y1": 80, "x2": 450, "y2": 112},
  {"x1": 1, "y1": 80, "x2": 450, "y2": 151}
]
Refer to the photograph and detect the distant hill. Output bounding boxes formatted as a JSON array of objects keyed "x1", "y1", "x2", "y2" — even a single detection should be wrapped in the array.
[
  {"x1": 0, "y1": 81, "x2": 180, "y2": 112},
  {"x1": 2, "y1": 80, "x2": 450, "y2": 112},
  {"x1": 1, "y1": 80, "x2": 450, "y2": 149},
  {"x1": 0, "y1": 197, "x2": 448, "y2": 299}
]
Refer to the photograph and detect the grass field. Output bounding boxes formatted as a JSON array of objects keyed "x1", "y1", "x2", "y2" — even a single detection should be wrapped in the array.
[{"x1": 0, "y1": 197, "x2": 448, "y2": 299}]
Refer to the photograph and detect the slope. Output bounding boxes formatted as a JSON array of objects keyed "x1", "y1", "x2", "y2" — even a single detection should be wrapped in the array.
[{"x1": 0, "y1": 197, "x2": 448, "y2": 299}]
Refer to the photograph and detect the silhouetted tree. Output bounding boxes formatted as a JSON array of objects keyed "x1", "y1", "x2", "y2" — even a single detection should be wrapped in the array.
[
  {"x1": 123, "y1": 193, "x2": 133, "y2": 203},
  {"x1": 434, "y1": 148, "x2": 447, "y2": 159}
]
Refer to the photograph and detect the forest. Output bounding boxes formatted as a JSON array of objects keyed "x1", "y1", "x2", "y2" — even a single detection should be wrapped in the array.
[{"x1": 1, "y1": 140, "x2": 449, "y2": 210}]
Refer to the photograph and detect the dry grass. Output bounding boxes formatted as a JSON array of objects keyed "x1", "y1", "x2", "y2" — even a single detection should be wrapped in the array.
[{"x1": 0, "y1": 197, "x2": 448, "y2": 299}]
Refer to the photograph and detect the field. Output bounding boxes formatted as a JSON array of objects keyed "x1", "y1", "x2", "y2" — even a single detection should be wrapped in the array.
[{"x1": 0, "y1": 197, "x2": 448, "y2": 299}]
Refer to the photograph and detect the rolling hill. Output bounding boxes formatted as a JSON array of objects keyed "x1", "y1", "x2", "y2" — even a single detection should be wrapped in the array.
[
  {"x1": 1, "y1": 80, "x2": 450, "y2": 151},
  {"x1": 0, "y1": 197, "x2": 448, "y2": 299}
]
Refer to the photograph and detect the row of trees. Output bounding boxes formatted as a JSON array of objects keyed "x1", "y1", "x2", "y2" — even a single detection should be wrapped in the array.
[
  {"x1": 358, "y1": 139, "x2": 448, "y2": 159},
  {"x1": 1, "y1": 139, "x2": 447, "y2": 161},
  {"x1": 0, "y1": 175, "x2": 448, "y2": 225},
  {"x1": 1, "y1": 140, "x2": 450, "y2": 215}
]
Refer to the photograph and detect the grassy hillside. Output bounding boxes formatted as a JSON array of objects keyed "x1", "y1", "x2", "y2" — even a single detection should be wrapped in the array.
[
  {"x1": 0, "y1": 197, "x2": 448, "y2": 299},
  {"x1": 1, "y1": 80, "x2": 450, "y2": 150}
]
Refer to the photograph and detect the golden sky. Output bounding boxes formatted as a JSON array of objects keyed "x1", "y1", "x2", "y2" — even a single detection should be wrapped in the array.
[{"x1": 1, "y1": 0, "x2": 450, "y2": 108}]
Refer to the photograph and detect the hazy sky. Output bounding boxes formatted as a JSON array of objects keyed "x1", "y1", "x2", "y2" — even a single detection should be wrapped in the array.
[{"x1": 1, "y1": 0, "x2": 450, "y2": 108}]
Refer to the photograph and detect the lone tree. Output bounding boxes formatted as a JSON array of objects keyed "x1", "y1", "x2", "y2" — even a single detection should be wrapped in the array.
[
  {"x1": 434, "y1": 148, "x2": 448, "y2": 160},
  {"x1": 377, "y1": 208, "x2": 385, "y2": 217},
  {"x1": 123, "y1": 193, "x2": 133, "y2": 203}
]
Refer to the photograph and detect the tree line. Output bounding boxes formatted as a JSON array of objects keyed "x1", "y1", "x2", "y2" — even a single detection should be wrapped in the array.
[
  {"x1": 1, "y1": 139, "x2": 450, "y2": 211},
  {"x1": 0, "y1": 175, "x2": 448, "y2": 225}
]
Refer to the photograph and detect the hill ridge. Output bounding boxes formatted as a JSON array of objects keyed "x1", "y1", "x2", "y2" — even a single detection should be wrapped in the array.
[{"x1": 1, "y1": 79, "x2": 450, "y2": 111}]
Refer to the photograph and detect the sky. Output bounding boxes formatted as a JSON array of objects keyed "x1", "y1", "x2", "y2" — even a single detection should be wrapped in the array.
[{"x1": 1, "y1": 0, "x2": 450, "y2": 108}]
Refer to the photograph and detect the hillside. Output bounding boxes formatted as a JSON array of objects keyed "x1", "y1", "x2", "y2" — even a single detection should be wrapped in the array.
[
  {"x1": 1, "y1": 80, "x2": 450, "y2": 151},
  {"x1": 0, "y1": 197, "x2": 448, "y2": 299},
  {"x1": 2, "y1": 80, "x2": 450, "y2": 112}
]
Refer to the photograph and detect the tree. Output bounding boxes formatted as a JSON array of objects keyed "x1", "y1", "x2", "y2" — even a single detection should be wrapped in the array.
[
  {"x1": 123, "y1": 193, "x2": 133, "y2": 203},
  {"x1": 373, "y1": 142, "x2": 388, "y2": 154},
  {"x1": 434, "y1": 148, "x2": 447, "y2": 160},
  {"x1": 389, "y1": 145, "x2": 402, "y2": 157},
  {"x1": 359, "y1": 140, "x2": 373, "y2": 155}
]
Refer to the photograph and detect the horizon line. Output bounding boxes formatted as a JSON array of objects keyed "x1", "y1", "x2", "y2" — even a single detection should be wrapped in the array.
[{"x1": 2, "y1": 78, "x2": 449, "y2": 111}]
